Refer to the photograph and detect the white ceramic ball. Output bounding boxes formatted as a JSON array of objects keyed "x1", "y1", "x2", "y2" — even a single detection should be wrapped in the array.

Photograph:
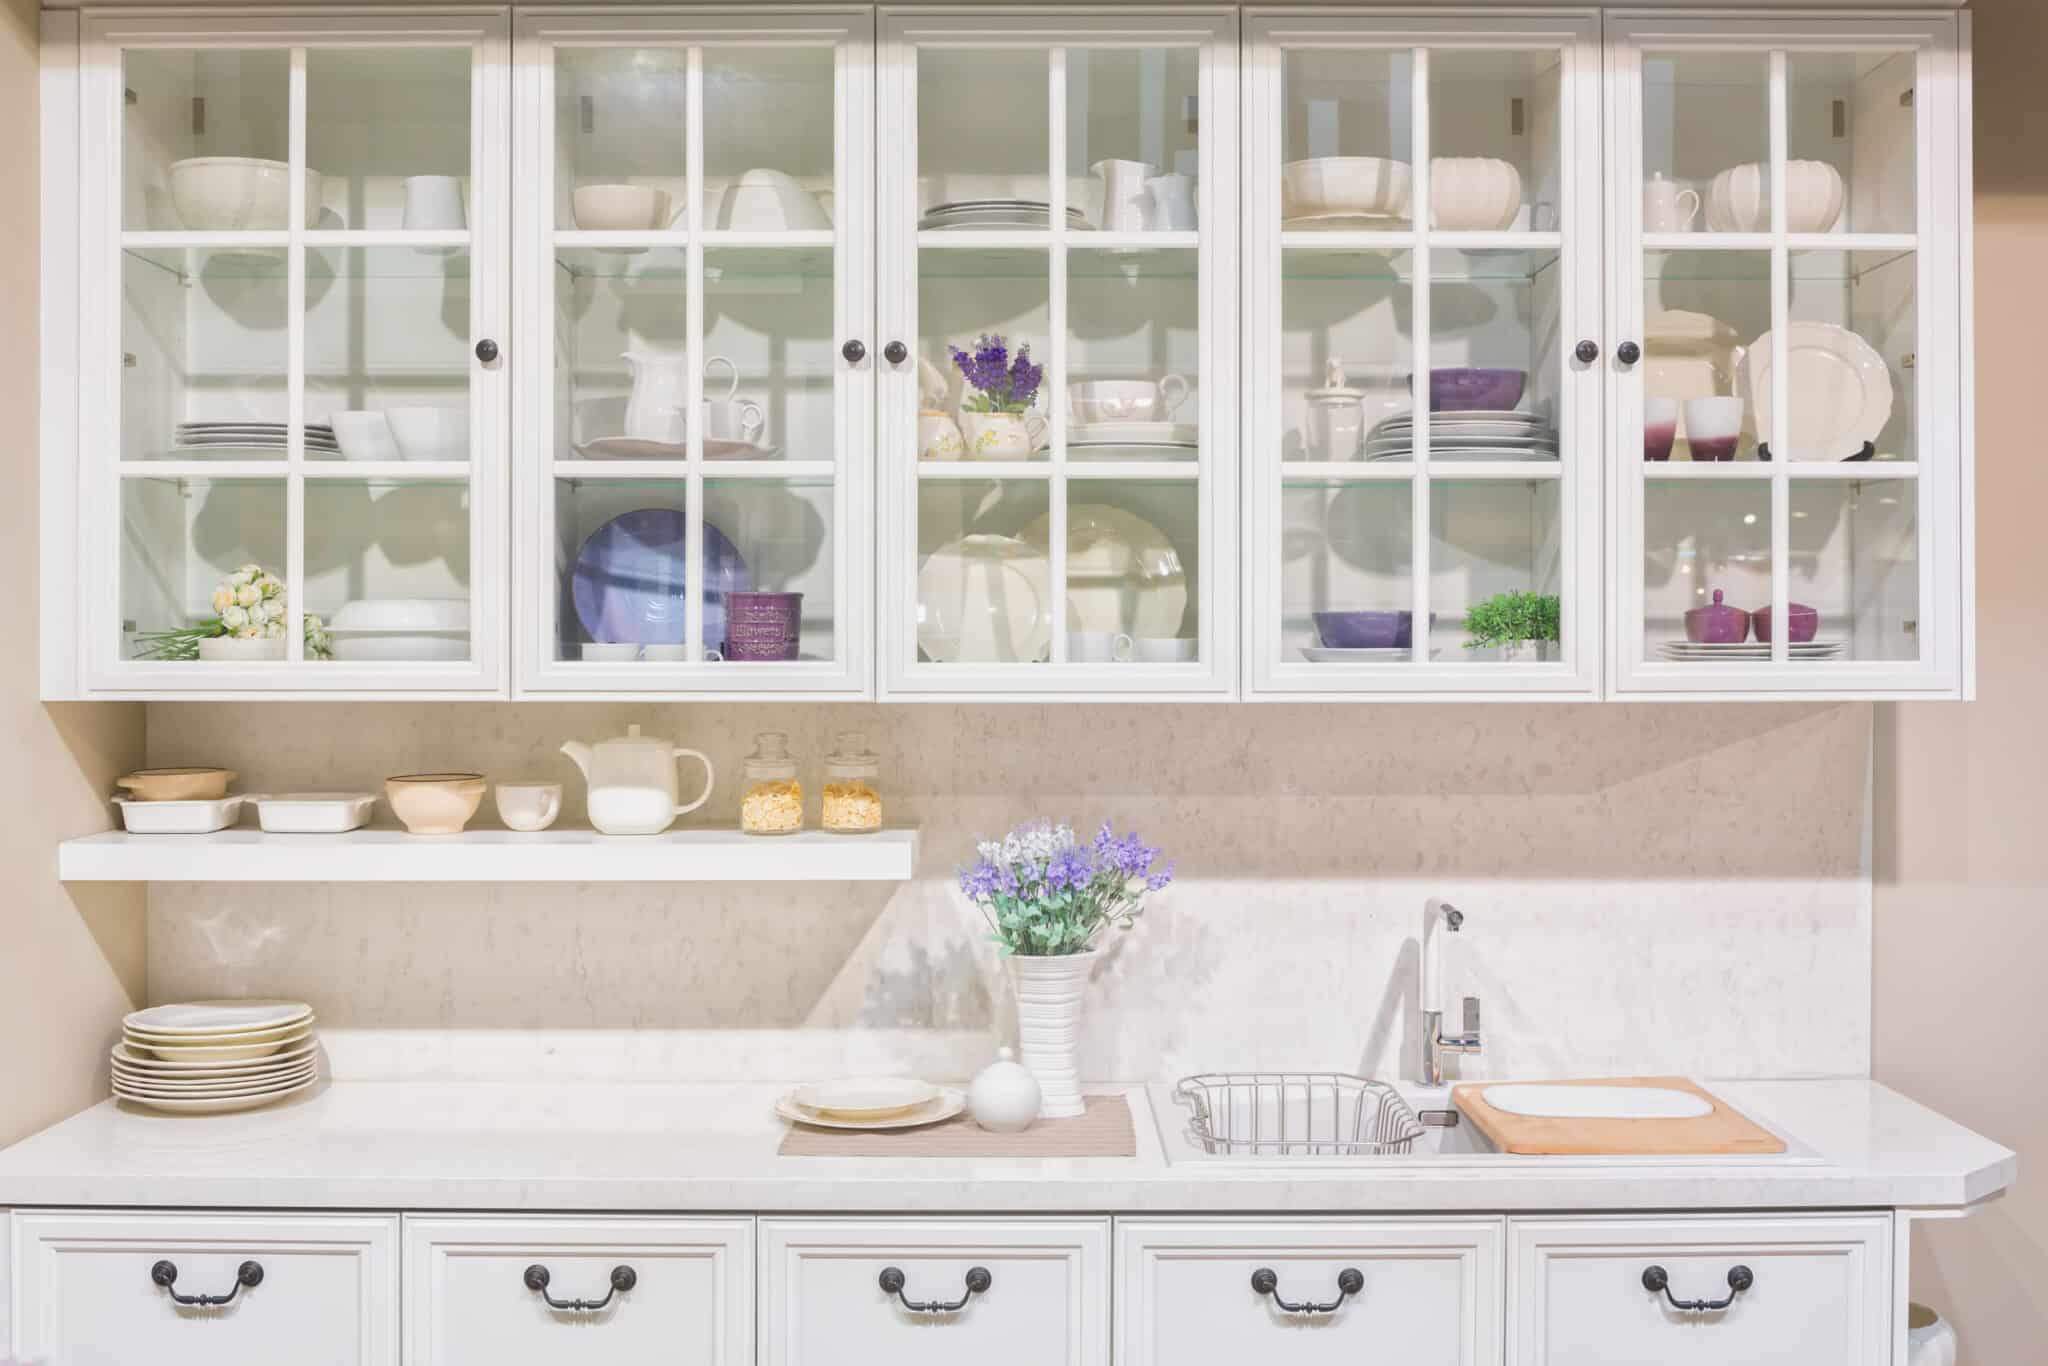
[{"x1": 968, "y1": 1047, "x2": 1042, "y2": 1133}]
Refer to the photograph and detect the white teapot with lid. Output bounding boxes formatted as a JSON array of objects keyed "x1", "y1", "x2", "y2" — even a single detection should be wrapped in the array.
[{"x1": 561, "y1": 724, "x2": 715, "y2": 835}]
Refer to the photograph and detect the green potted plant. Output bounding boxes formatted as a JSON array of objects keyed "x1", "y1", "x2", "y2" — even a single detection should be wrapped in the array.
[{"x1": 1462, "y1": 591, "x2": 1560, "y2": 663}]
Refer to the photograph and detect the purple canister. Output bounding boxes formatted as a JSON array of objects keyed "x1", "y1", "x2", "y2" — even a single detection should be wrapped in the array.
[
  {"x1": 1683, "y1": 588, "x2": 1751, "y2": 644},
  {"x1": 724, "y1": 591, "x2": 803, "y2": 661}
]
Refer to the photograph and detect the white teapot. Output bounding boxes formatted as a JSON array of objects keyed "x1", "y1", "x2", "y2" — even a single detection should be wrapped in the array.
[{"x1": 561, "y1": 723, "x2": 715, "y2": 836}]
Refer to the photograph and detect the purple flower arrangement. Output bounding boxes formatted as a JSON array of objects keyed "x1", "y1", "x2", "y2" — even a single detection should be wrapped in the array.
[
  {"x1": 949, "y1": 333, "x2": 1044, "y2": 414},
  {"x1": 958, "y1": 819, "x2": 1174, "y2": 956}
]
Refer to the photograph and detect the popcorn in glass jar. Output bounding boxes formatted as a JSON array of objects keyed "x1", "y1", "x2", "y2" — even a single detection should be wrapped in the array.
[
  {"x1": 821, "y1": 731, "x2": 883, "y2": 834},
  {"x1": 740, "y1": 731, "x2": 804, "y2": 835}
]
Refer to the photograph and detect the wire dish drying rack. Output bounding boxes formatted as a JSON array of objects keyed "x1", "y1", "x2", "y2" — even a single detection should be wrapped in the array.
[{"x1": 1174, "y1": 1072, "x2": 1430, "y2": 1156}]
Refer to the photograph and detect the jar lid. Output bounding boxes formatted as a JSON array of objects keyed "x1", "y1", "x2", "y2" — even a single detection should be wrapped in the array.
[
  {"x1": 1307, "y1": 356, "x2": 1364, "y2": 402},
  {"x1": 823, "y1": 730, "x2": 879, "y2": 777},
  {"x1": 744, "y1": 730, "x2": 798, "y2": 781}
]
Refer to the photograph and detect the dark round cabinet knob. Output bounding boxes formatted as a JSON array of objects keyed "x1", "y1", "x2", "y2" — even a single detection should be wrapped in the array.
[
  {"x1": 1250, "y1": 1268, "x2": 1279, "y2": 1296},
  {"x1": 1617, "y1": 340, "x2": 1643, "y2": 365},
  {"x1": 883, "y1": 340, "x2": 910, "y2": 366},
  {"x1": 1336, "y1": 1268, "x2": 1365, "y2": 1296},
  {"x1": 474, "y1": 339, "x2": 499, "y2": 364},
  {"x1": 842, "y1": 339, "x2": 867, "y2": 364},
  {"x1": 1574, "y1": 340, "x2": 1600, "y2": 364}
]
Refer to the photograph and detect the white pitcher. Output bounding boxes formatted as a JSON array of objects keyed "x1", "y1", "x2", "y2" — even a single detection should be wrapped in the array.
[
  {"x1": 621, "y1": 352, "x2": 740, "y2": 445},
  {"x1": 1144, "y1": 173, "x2": 1196, "y2": 231},
  {"x1": 1091, "y1": 158, "x2": 1157, "y2": 232}
]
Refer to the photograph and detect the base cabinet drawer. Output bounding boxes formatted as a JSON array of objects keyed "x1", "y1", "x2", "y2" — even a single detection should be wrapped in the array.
[
  {"x1": 760, "y1": 1217, "x2": 1109, "y2": 1366},
  {"x1": 405, "y1": 1215, "x2": 752, "y2": 1365},
  {"x1": 9, "y1": 1211, "x2": 397, "y2": 1366},
  {"x1": 1117, "y1": 1218, "x2": 1504, "y2": 1366},
  {"x1": 1508, "y1": 1214, "x2": 1892, "y2": 1366}
]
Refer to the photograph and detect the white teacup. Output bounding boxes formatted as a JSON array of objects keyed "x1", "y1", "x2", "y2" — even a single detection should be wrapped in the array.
[
  {"x1": 1071, "y1": 375, "x2": 1190, "y2": 425},
  {"x1": 1133, "y1": 636, "x2": 1197, "y2": 663},
  {"x1": 700, "y1": 397, "x2": 766, "y2": 446},
  {"x1": 495, "y1": 780, "x2": 562, "y2": 833},
  {"x1": 330, "y1": 410, "x2": 400, "y2": 461},
  {"x1": 580, "y1": 642, "x2": 639, "y2": 662},
  {"x1": 1069, "y1": 630, "x2": 1133, "y2": 663}
]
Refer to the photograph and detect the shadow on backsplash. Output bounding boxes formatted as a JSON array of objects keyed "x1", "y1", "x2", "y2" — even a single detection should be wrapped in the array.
[{"x1": 143, "y1": 701, "x2": 1873, "y2": 1080}]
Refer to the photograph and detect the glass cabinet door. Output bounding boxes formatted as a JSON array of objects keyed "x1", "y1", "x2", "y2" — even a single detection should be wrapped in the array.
[
  {"x1": 1612, "y1": 15, "x2": 1964, "y2": 696},
  {"x1": 86, "y1": 13, "x2": 507, "y2": 693},
  {"x1": 1244, "y1": 15, "x2": 1601, "y2": 697},
  {"x1": 515, "y1": 13, "x2": 871, "y2": 696},
  {"x1": 878, "y1": 11, "x2": 1236, "y2": 698}
]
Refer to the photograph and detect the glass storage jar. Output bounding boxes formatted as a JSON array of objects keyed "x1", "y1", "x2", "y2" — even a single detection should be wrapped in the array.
[
  {"x1": 739, "y1": 731, "x2": 804, "y2": 835},
  {"x1": 820, "y1": 731, "x2": 884, "y2": 834}
]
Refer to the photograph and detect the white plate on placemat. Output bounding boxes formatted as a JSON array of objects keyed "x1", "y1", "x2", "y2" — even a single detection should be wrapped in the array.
[
  {"x1": 792, "y1": 1076, "x2": 940, "y2": 1117},
  {"x1": 776, "y1": 1088, "x2": 965, "y2": 1131}
]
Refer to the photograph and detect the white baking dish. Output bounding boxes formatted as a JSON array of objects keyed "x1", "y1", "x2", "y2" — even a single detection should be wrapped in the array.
[
  {"x1": 113, "y1": 795, "x2": 245, "y2": 834},
  {"x1": 250, "y1": 792, "x2": 377, "y2": 834}
]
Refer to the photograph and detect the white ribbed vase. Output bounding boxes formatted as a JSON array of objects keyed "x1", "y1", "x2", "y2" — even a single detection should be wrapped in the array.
[{"x1": 1006, "y1": 950, "x2": 1097, "y2": 1119}]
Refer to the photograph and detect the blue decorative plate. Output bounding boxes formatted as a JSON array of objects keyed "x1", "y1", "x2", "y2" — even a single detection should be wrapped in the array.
[{"x1": 571, "y1": 507, "x2": 750, "y2": 649}]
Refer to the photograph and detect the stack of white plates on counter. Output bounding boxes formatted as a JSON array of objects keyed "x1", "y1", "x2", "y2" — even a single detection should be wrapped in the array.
[
  {"x1": 1656, "y1": 640, "x2": 1847, "y2": 662},
  {"x1": 1365, "y1": 410, "x2": 1558, "y2": 463},
  {"x1": 174, "y1": 422, "x2": 339, "y2": 456},
  {"x1": 775, "y1": 1076, "x2": 964, "y2": 1131},
  {"x1": 112, "y1": 1000, "x2": 319, "y2": 1113}
]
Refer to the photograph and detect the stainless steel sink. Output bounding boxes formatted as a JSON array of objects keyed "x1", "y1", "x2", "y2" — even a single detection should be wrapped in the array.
[{"x1": 1167, "y1": 1072, "x2": 1498, "y2": 1160}]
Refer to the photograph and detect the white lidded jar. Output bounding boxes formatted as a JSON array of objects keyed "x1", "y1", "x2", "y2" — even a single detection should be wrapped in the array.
[
  {"x1": 820, "y1": 731, "x2": 884, "y2": 834},
  {"x1": 739, "y1": 731, "x2": 803, "y2": 836}
]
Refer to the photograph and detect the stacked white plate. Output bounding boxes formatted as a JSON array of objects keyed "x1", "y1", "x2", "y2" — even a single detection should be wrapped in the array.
[
  {"x1": 174, "y1": 422, "x2": 339, "y2": 456},
  {"x1": 1069, "y1": 420, "x2": 1198, "y2": 462},
  {"x1": 919, "y1": 200, "x2": 1090, "y2": 231},
  {"x1": 1365, "y1": 410, "x2": 1558, "y2": 463},
  {"x1": 775, "y1": 1076, "x2": 964, "y2": 1131},
  {"x1": 113, "y1": 1000, "x2": 319, "y2": 1113},
  {"x1": 1657, "y1": 640, "x2": 1847, "y2": 662}
]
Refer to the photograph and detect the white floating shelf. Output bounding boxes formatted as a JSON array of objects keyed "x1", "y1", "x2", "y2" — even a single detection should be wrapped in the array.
[{"x1": 59, "y1": 826, "x2": 920, "y2": 884}]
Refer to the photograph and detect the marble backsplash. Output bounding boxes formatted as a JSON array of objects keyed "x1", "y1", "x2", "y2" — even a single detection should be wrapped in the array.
[{"x1": 145, "y1": 701, "x2": 1873, "y2": 1083}]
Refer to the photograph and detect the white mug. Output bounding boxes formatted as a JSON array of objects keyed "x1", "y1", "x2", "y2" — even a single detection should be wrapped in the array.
[
  {"x1": 494, "y1": 781, "x2": 562, "y2": 833},
  {"x1": 1134, "y1": 636, "x2": 1197, "y2": 663},
  {"x1": 1069, "y1": 630, "x2": 1133, "y2": 663},
  {"x1": 402, "y1": 175, "x2": 466, "y2": 231},
  {"x1": 1643, "y1": 173, "x2": 1700, "y2": 233}
]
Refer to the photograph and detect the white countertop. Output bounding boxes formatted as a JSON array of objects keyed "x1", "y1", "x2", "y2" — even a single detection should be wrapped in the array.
[{"x1": 0, "y1": 1078, "x2": 2013, "y2": 1214}]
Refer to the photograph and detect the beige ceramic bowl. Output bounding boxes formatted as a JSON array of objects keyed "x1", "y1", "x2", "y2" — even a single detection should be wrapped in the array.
[
  {"x1": 116, "y1": 767, "x2": 235, "y2": 802},
  {"x1": 385, "y1": 773, "x2": 487, "y2": 835}
]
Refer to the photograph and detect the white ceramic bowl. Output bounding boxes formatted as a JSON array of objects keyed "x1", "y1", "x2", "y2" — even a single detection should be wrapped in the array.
[
  {"x1": 328, "y1": 598, "x2": 470, "y2": 633},
  {"x1": 328, "y1": 411, "x2": 401, "y2": 461},
  {"x1": 571, "y1": 183, "x2": 673, "y2": 231},
  {"x1": 1431, "y1": 157, "x2": 1524, "y2": 230},
  {"x1": 169, "y1": 157, "x2": 323, "y2": 231},
  {"x1": 1281, "y1": 156, "x2": 1413, "y2": 220},
  {"x1": 715, "y1": 168, "x2": 832, "y2": 232},
  {"x1": 329, "y1": 633, "x2": 471, "y2": 662},
  {"x1": 1707, "y1": 160, "x2": 1844, "y2": 233},
  {"x1": 384, "y1": 406, "x2": 469, "y2": 462}
]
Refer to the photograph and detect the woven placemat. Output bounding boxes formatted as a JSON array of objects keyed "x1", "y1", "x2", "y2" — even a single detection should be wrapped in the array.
[{"x1": 778, "y1": 1094, "x2": 1136, "y2": 1158}]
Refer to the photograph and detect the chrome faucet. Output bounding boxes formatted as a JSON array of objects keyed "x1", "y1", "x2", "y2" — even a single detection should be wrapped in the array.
[{"x1": 1420, "y1": 901, "x2": 1482, "y2": 1086}]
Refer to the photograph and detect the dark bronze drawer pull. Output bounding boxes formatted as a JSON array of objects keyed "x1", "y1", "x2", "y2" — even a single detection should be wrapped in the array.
[
  {"x1": 524, "y1": 1263, "x2": 636, "y2": 1311},
  {"x1": 1251, "y1": 1266, "x2": 1364, "y2": 1314},
  {"x1": 150, "y1": 1258, "x2": 263, "y2": 1307},
  {"x1": 1642, "y1": 1263, "x2": 1754, "y2": 1312},
  {"x1": 878, "y1": 1265, "x2": 992, "y2": 1313}
]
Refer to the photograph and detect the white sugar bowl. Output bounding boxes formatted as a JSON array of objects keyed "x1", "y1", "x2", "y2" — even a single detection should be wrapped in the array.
[{"x1": 969, "y1": 1048, "x2": 1042, "y2": 1133}]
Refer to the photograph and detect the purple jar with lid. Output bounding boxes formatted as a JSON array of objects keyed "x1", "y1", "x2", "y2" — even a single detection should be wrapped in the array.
[
  {"x1": 1683, "y1": 589, "x2": 1751, "y2": 645},
  {"x1": 723, "y1": 591, "x2": 803, "y2": 661}
]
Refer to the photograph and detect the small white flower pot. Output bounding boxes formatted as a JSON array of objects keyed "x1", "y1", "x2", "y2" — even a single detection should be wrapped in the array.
[
  {"x1": 1487, "y1": 639, "x2": 1558, "y2": 664},
  {"x1": 197, "y1": 635, "x2": 286, "y2": 662},
  {"x1": 1006, "y1": 950, "x2": 1097, "y2": 1119},
  {"x1": 1907, "y1": 1304, "x2": 1957, "y2": 1366}
]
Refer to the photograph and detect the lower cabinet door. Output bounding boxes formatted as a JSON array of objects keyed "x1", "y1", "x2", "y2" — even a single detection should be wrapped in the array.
[
  {"x1": 759, "y1": 1217, "x2": 1110, "y2": 1366},
  {"x1": 1508, "y1": 1214, "x2": 1893, "y2": 1366},
  {"x1": 10, "y1": 1210, "x2": 398, "y2": 1366},
  {"x1": 1117, "y1": 1217, "x2": 1504, "y2": 1365},
  {"x1": 405, "y1": 1215, "x2": 753, "y2": 1365}
]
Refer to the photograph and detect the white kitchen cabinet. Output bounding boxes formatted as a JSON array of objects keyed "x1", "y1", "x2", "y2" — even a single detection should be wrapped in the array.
[
  {"x1": 875, "y1": 9, "x2": 1240, "y2": 700},
  {"x1": 511, "y1": 10, "x2": 875, "y2": 698},
  {"x1": 1507, "y1": 1213, "x2": 1892, "y2": 1366},
  {"x1": 1117, "y1": 1217, "x2": 1505, "y2": 1366},
  {"x1": 405, "y1": 1214, "x2": 752, "y2": 1365},
  {"x1": 9, "y1": 1210, "x2": 398, "y2": 1366},
  {"x1": 759, "y1": 1216, "x2": 1110, "y2": 1366}
]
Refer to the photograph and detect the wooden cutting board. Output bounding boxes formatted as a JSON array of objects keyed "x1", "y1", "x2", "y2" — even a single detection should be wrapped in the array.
[{"x1": 1452, "y1": 1077, "x2": 1786, "y2": 1156}]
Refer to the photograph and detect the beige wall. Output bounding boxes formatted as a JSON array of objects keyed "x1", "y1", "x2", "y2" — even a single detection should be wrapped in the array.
[
  {"x1": 1871, "y1": 1, "x2": 2048, "y2": 1360},
  {"x1": 0, "y1": 0, "x2": 147, "y2": 1147}
]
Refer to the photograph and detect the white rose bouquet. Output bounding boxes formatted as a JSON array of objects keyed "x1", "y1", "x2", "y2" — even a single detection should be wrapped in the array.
[{"x1": 133, "y1": 563, "x2": 332, "y2": 661}]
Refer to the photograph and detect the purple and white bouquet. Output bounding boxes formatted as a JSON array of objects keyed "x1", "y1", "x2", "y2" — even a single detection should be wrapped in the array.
[
  {"x1": 959, "y1": 819, "x2": 1173, "y2": 957},
  {"x1": 949, "y1": 333, "x2": 1044, "y2": 415}
]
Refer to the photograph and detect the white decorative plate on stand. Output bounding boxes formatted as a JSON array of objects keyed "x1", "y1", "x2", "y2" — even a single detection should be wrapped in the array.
[{"x1": 1741, "y1": 321, "x2": 1894, "y2": 460}]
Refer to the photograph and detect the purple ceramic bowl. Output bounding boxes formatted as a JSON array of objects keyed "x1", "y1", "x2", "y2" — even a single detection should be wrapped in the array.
[
  {"x1": 1313, "y1": 609, "x2": 1413, "y2": 649},
  {"x1": 1752, "y1": 602, "x2": 1820, "y2": 644},
  {"x1": 1429, "y1": 368, "x2": 1527, "y2": 413},
  {"x1": 1683, "y1": 589, "x2": 1751, "y2": 644}
]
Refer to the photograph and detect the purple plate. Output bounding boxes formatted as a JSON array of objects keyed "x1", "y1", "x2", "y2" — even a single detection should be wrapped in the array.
[{"x1": 571, "y1": 507, "x2": 750, "y2": 649}]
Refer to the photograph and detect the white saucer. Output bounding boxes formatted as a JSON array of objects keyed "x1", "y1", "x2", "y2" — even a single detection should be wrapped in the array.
[
  {"x1": 1069, "y1": 421, "x2": 1198, "y2": 447},
  {"x1": 574, "y1": 437, "x2": 783, "y2": 461},
  {"x1": 776, "y1": 1087, "x2": 965, "y2": 1131},
  {"x1": 1302, "y1": 646, "x2": 1411, "y2": 662}
]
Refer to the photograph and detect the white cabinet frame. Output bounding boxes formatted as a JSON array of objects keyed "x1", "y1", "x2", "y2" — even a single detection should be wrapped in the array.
[
  {"x1": 61, "y1": 7, "x2": 512, "y2": 700},
  {"x1": 877, "y1": 6, "x2": 1241, "y2": 701},
  {"x1": 1604, "y1": 12, "x2": 1968, "y2": 700}
]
